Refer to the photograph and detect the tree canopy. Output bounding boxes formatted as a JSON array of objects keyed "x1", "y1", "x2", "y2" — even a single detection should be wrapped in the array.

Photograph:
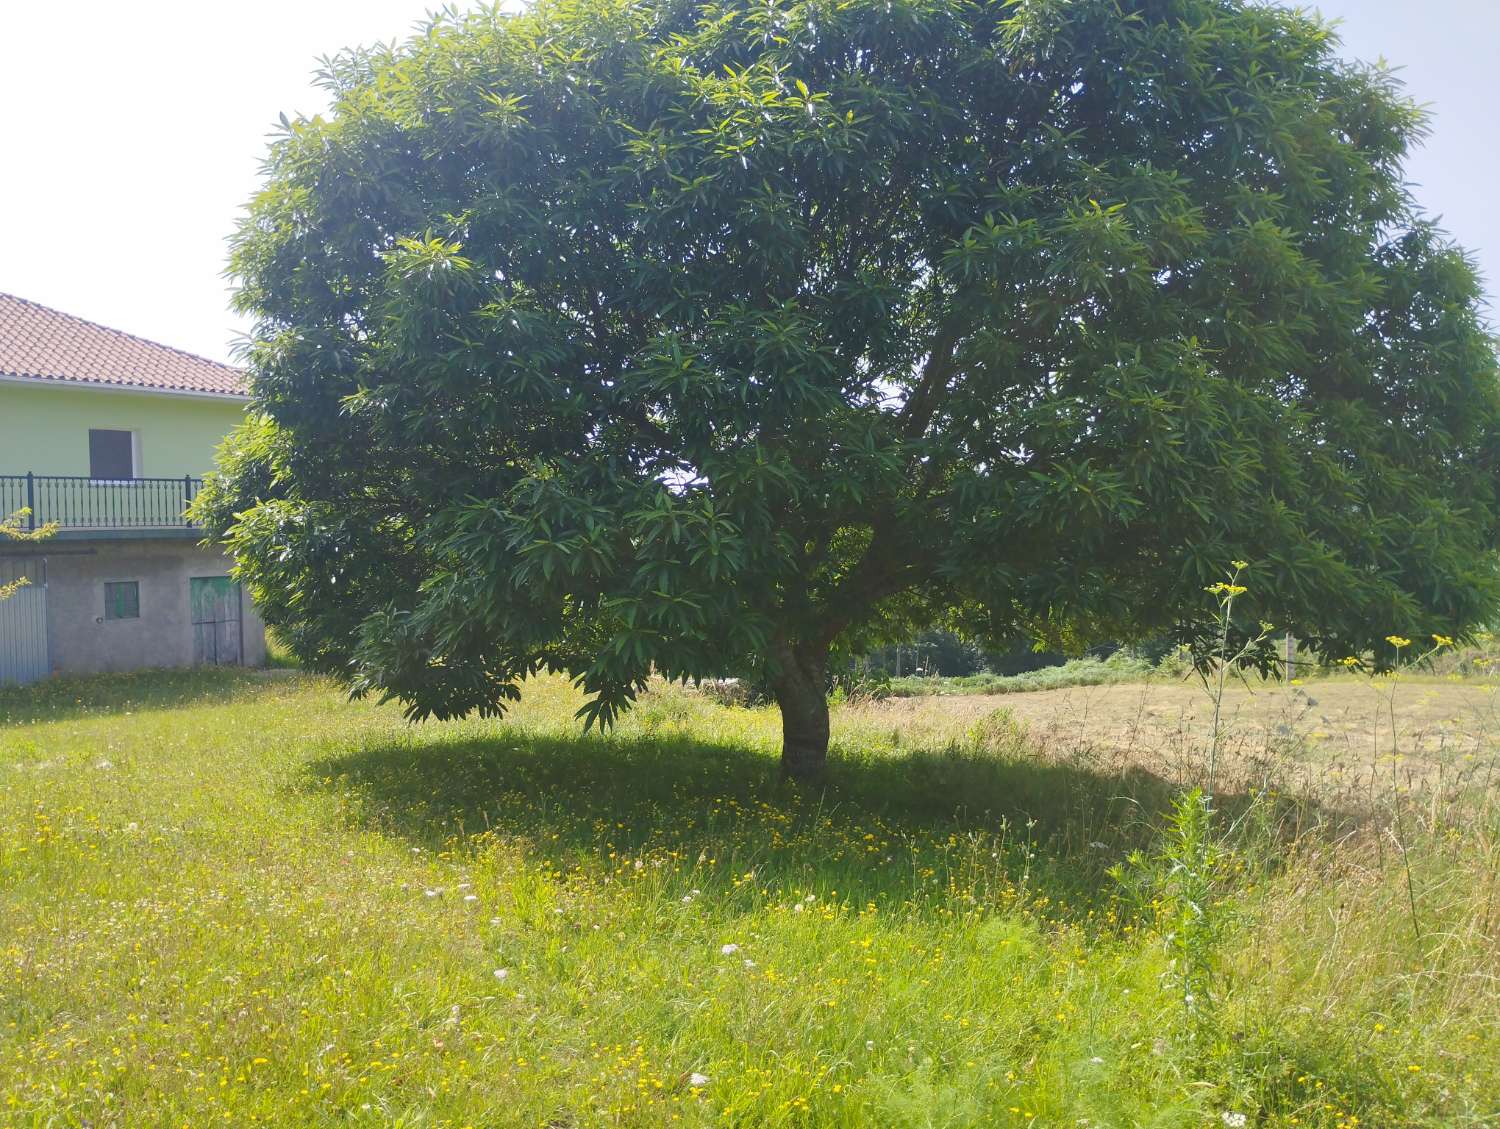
[{"x1": 201, "y1": 0, "x2": 1500, "y2": 776}]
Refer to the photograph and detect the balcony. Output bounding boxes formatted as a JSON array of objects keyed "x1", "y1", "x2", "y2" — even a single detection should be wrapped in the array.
[{"x1": 1, "y1": 473, "x2": 204, "y2": 533}]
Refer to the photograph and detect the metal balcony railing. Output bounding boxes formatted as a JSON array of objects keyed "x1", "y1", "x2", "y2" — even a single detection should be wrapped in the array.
[{"x1": 1, "y1": 473, "x2": 204, "y2": 531}]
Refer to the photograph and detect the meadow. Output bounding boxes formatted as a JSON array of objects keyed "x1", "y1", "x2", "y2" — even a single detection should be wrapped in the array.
[{"x1": 1, "y1": 663, "x2": 1497, "y2": 1128}]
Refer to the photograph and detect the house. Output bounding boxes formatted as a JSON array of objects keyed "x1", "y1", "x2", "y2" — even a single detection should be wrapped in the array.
[{"x1": 0, "y1": 292, "x2": 266, "y2": 684}]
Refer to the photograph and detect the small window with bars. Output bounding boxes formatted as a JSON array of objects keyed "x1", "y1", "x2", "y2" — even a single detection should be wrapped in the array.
[{"x1": 103, "y1": 580, "x2": 140, "y2": 621}]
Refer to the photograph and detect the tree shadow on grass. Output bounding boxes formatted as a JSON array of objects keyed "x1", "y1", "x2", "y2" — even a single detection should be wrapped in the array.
[{"x1": 304, "y1": 722, "x2": 1351, "y2": 921}]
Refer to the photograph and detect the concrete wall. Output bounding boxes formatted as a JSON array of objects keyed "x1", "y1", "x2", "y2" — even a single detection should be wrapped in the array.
[{"x1": 38, "y1": 538, "x2": 266, "y2": 676}]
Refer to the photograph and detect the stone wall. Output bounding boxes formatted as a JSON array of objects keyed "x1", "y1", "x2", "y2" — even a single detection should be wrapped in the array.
[{"x1": 35, "y1": 537, "x2": 266, "y2": 675}]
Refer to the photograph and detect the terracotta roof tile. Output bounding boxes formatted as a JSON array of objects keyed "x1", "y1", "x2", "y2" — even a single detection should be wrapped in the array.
[{"x1": 0, "y1": 292, "x2": 248, "y2": 398}]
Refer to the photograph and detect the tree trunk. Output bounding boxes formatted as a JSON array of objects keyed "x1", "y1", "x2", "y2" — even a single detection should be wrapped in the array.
[{"x1": 771, "y1": 638, "x2": 830, "y2": 780}]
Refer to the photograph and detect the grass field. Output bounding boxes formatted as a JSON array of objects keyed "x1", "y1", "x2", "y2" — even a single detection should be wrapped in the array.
[{"x1": 2, "y1": 667, "x2": 1498, "y2": 1127}]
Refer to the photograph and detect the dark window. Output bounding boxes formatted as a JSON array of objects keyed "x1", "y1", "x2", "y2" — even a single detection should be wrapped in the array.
[
  {"x1": 103, "y1": 581, "x2": 140, "y2": 621},
  {"x1": 89, "y1": 429, "x2": 135, "y2": 479}
]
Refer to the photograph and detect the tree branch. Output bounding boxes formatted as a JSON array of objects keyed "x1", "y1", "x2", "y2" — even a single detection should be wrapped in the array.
[
  {"x1": 805, "y1": 519, "x2": 937, "y2": 650},
  {"x1": 896, "y1": 318, "x2": 965, "y2": 439}
]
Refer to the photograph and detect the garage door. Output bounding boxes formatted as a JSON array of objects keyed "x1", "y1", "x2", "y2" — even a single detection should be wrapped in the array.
[
  {"x1": 190, "y1": 575, "x2": 243, "y2": 666},
  {"x1": 0, "y1": 558, "x2": 49, "y2": 684}
]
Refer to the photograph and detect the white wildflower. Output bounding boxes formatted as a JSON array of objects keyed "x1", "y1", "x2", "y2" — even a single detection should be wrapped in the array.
[
  {"x1": 720, "y1": 943, "x2": 740, "y2": 955},
  {"x1": 493, "y1": 968, "x2": 509, "y2": 980},
  {"x1": 1221, "y1": 1114, "x2": 1248, "y2": 1129},
  {"x1": 689, "y1": 1072, "x2": 709, "y2": 1087}
]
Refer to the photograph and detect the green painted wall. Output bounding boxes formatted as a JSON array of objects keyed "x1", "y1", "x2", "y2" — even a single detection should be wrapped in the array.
[{"x1": 0, "y1": 381, "x2": 244, "y2": 477}]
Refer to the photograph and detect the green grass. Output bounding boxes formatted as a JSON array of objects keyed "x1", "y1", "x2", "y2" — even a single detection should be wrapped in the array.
[
  {"x1": 887, "y1": 651, "x2": 1165, "y2": 697},
  {"x1": 2, "y1": 670, "x2": 1497, "y2": 1127}
]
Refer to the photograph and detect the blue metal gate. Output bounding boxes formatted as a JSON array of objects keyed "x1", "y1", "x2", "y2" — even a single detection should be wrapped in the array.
[{"x1": 0, "y1": 557, "x2": 49, "y2": 685}]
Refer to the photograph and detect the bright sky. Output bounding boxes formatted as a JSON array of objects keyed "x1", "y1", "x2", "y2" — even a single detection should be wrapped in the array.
[{"x1": 1, "y1": 0, "x2": 1495, "y2": 365}]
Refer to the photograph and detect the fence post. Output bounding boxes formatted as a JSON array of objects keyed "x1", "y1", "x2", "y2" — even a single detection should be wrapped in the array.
[{"x1": 25, "y1": 473, "x2": 35, "y2": 531}]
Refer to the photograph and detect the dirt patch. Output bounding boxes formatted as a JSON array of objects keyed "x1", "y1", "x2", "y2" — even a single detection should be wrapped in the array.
[{"x1": 842, "y1": 676, "x2": 1500, "y2": 803}]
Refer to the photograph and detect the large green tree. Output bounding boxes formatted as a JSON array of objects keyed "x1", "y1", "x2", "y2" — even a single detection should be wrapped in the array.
[{"x1": 202, "y1": 0, "x2": 1500, "y2": 777}]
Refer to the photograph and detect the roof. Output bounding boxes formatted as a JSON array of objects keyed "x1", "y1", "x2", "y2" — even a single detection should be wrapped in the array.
[{"x1": 0, "y1": 292, "x2": 248, "y2": 398}]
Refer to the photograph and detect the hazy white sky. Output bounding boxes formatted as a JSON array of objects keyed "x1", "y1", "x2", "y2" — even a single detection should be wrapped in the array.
[{"x1": 1, "y1": 1, "x2": 1495, "y2": 364}]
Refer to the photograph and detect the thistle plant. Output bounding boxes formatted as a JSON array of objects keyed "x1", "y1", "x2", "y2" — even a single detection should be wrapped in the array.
[
  {"x1": 1161, "y1": 787, "x2": 1225, "y2": 1047},
  {"x1": 1118, "y1": 563, "x2": 1272, "y2": 1053},
  {"x1": 1201, "y1": 561, "x2": 1274, "y2": 804}
]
